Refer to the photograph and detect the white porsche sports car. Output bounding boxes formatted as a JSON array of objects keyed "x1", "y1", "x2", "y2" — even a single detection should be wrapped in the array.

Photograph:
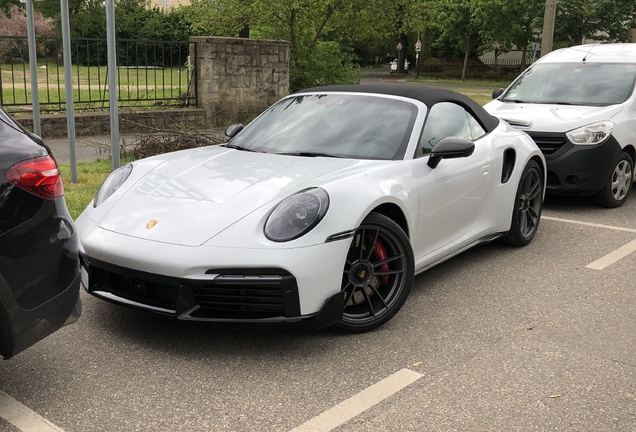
[{"x1": 76, "y1": 85, "x2": 546, "y2": 333}]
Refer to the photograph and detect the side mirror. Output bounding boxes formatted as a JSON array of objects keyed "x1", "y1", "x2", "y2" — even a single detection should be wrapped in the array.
[
  {"x1": 225, "y1": 123, "x2": 244, "y2": 140},
  {"x1": 492, "y1": 88, "x2": 504, "y2": 99},
  {"x1": 427, "y1": 137, "x2": 475, "y2": 169}
]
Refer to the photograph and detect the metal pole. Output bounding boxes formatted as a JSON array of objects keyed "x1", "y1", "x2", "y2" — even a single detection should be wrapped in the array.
[
  {"x1": 416, "y1": 52, "x2": 419, "y2": 78},
  {"x1": 540, "y1": 0, "x2": 557, "y2": 58},
  {"x1": 60, "y1": 0, "x2": 77, "y2": 183},
  {"x1": 416, "y1": 31, "x2": 420, "y2": 79},
  {"x1": 25, "y1": 0, "x2": 41, "y2": 137},
  {"x1": 105, "y1": 0, "x2": 120, "y2": 170}
]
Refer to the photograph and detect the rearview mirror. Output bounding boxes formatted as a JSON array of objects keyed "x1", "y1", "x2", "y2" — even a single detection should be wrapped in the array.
[
  {"x1": 427, "y1": 137, "x2": 475, "y2": 169},
  {"x1": 492, "y1": 88, "x2": 504, "y2": 99},
  {"x1": 225, "y1": 123, "x2": 244, "y2": 140}
]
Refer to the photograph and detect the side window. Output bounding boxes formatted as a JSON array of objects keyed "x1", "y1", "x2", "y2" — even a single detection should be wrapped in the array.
[
  {"x1": 466, "y1": 112, "x2": 486, "y2": 140},
  {"x1": 419, "y1": 102, "x2": 472, "y2": 156}
]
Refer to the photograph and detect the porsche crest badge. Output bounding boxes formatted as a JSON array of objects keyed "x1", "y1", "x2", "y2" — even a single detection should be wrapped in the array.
[{"x1": 146, "y1": 220, "x2": 159, "y2": 229}]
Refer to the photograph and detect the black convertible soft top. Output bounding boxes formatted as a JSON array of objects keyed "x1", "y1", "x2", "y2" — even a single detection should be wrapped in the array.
[{"x1": 296, "y1": 84, "x2": 500, "y2": 132}]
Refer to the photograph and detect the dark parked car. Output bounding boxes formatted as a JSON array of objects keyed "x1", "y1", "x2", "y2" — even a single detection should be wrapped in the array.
[{"x1": 0, "y1": 107, "x2": 80, "y2": 359}]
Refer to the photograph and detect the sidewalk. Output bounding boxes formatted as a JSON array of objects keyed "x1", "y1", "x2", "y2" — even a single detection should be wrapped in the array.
[{"x1": 45, "y1": 135, "x2": 132, "y2": 164}]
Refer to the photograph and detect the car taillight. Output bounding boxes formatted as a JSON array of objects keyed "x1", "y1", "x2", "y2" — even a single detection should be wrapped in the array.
[{"x1": 5, "y1": 155, "x2": 64, "y2": 199}]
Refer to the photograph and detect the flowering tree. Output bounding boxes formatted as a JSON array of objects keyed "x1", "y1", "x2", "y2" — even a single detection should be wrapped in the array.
[
  {"x1": 0, "y1": 5, "x2": 55, "y2": 59},
  {"x1": 0, "y1": 5, "x2": 55, "y2": 37}
]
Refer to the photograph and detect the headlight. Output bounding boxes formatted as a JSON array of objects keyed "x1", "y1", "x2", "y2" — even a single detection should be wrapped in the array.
[
  {"x1": 566, "y1": 121, "x2": 615, "y2": 145},
  {"x1": 264, "y1": 188, "x2": 329, "y2": 242},
  {"x1": 93, "y1": 164, "x2": 133, "y2": 207}
]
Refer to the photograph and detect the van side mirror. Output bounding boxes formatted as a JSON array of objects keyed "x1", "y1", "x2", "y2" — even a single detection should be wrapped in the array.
[
  {"x1": 225, "y1": 124, "x2": 244, "y2": 140},
  {"x1": 492, "y1": 88, "x2": 504, "y2": 99}
]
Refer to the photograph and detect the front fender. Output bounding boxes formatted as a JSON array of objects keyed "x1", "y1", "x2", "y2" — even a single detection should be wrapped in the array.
[{"x1": 206, "y1": 162, "x2": 420, "y2": 249}]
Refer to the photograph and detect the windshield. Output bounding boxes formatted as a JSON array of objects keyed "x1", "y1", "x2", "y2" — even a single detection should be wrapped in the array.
[
  {"x1": 503, "y1": 62, "x2": 636, "y2": 106},
  {"x1": 229, "y1": 94, "x2": 418, "y2": 160}
]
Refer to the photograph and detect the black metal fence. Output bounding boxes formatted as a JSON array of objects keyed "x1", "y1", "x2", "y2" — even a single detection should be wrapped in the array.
[
  {"x1": 419, "y1": 58, "x2": 526, "y2": 80},
  {"x1": 0, "y1": 36, "x2": 195, "y2": 112}
]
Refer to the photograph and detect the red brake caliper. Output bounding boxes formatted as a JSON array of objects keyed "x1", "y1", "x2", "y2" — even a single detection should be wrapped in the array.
[{"x1": 372, "y1": 237, "x2": 390, "y2": 284}]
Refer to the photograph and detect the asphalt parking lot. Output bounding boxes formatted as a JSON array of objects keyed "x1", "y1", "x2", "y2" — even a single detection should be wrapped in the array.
[{"x1": 1, "y1": 192, "x2": 635, "y2": 432}]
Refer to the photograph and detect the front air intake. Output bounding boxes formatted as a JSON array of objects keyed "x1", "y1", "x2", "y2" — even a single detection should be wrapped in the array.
[{"x1": 189, "y1": 270, "x2": 301, "y2": 319}]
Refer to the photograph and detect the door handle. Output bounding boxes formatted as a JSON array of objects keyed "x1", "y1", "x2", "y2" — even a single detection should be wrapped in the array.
[{"x1": 480, "y1": 165, "x2": 490, "y2": 175}]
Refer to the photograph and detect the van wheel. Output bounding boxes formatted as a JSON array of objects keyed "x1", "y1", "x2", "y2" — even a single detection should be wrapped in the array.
[{"x1": 595, "y1": 151, "x2": 633, "y2": 208}]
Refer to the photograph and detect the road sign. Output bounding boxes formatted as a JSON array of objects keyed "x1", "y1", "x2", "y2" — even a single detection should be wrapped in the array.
[
  {"x1": 415, "y1": 39, "x2": 422, "y2": 52},
  {"x1": 396, "y1": 42, "x2": 403, "y2": 51}
]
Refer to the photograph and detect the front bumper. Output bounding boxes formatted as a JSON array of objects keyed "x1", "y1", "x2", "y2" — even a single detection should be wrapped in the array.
[
  {"x1": 81, "y1": 258, "x2": 345, "y2": 329},
  {"x1": 528, "y1": 132, "x2": 622, "y2": 194},
  {"x1": 78, "y1": 226, "x2": 351, "y2": 328}
]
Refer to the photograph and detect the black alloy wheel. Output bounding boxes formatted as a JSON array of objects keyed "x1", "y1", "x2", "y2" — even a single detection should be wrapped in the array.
[
  {"x1": 504, "y1": 160, "x2": 543, "y2": 246},
  {"x1": 332, "y1": 212, "x2": 414, "y2": 333}
]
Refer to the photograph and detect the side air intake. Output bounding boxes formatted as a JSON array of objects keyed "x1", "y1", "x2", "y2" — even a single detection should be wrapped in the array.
[{"x1": 501, "y1": 148, "x2": 516, "y2": 183}]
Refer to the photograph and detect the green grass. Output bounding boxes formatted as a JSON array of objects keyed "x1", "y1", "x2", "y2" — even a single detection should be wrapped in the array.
[
  {"x1": 59, "y1": 158, "x2": 130, "y2": 219},
  {"x1": 4, "y1": 86, "x2": 187, "y2": 114},
  {"x1": 467, "y1": 94, "x2": 494, "y2": 106},
  {"x1": 1, "y1": 61, "x2": 191, "y2": 112},
  {"x1": 1, "y1": 62, "x2": 188, "y2": 87}
]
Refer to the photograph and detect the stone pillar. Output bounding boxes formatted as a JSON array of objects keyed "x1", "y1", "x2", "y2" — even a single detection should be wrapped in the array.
[{"x1": 190, "y1": 37, "x2": 290, "y2": 124}]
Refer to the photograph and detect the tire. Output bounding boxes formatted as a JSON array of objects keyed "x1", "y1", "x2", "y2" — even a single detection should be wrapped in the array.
[
  {"x1": 331, "y1": 212, "x2": 414, "y2": 333},
  {"x1": 504, "y1": 160, "x2": 543, "y2": 247},
  {"x1": 595, "y1": 151, "x2": 633, "y2": 208}
]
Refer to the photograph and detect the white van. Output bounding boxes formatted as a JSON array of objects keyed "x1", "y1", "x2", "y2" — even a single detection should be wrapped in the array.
[{"x1": 485, "y1": 43, "x2": 636, "y2": 207}]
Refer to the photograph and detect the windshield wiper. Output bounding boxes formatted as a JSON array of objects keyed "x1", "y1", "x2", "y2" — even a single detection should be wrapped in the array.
[
  {"x1": 276, "y1": 151, "x2": 342, "y2": 158},
  {"x1": 504, "y1": 99, "x2": 533, "y2": 104},
  {"x1": 221, "y1": 143, "x2": 258, "y2": 152}
]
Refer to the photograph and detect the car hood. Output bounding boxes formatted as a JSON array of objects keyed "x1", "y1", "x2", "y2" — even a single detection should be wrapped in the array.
[
  {"x1": 98, "y1": 147, "x2": 371, "y2": 246},
  {"x1": 484, "y1": 101, "x2": 624, "y2": 132}
]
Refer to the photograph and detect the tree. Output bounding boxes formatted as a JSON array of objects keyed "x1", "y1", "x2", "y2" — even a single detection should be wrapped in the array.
[
  {"x1": 473, "y1": 0, "x2": 544, "y2": 69},
  {"x1": 554, "y1": 0, "x2": 636, "y2": 47},
  {"x1": 0, "y1": 5, "x2": 55, "y2": 60},
  {"x1": 0, "y1": 4, "x2": 55, "y2": 37},
  {"x1": 0, "y1": 0, "x2": 19, "y2": 14},
  {"x1": 253, "y1": 0, "x2": 361, "y2": 90},
  {"x1": 427, "y1": 0, "x2": 481, "y2": 79},
  {"x1": 183, "y1": 0, "x2": 398, "y2": 90}
]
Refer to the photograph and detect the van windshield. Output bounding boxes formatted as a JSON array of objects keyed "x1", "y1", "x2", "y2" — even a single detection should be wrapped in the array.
[{"x1": 503, "y1": 63, "x2": 636, "y2": 106}]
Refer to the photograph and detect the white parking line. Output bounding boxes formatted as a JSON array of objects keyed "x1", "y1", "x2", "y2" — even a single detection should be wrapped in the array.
[
  {"x1": 0, "y1": 390, "x2": 65, "y2": 432},
  {"x1": 542, "y1": 216, "x2": 636, "y2": 270},
  {"x1": 586, "y1": 238, "x2": 636, "y2": 270},
  {"x1": 288, "y1": 368, "x2": 423, "y2": 432},
  {"x1": 542, "y1": 216, "x2": 636, "y2": 234}
]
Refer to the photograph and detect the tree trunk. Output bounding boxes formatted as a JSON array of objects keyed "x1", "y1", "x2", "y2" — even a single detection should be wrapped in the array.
[
  {"x1": 494, "y1": 49, "x2": 499, "y2": 77},
  {"x1": 238, "y1": 24, "x2": 250, "y2": 38},
  {"x1": 289, "y1": 9, "x2": 296, "y2": 48},
  {"x1": 521, "y1": 46, "x2": 527, "y2": 70},
  {"x1": 398, "y1": 34, "x2": 408, "y2": 73},
  {"x1": 461, "y1": 36, "x2": 470, "y2": 81},
  {"x1": 56, "y1": 44, "x2": 64, "y2": 67}
]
